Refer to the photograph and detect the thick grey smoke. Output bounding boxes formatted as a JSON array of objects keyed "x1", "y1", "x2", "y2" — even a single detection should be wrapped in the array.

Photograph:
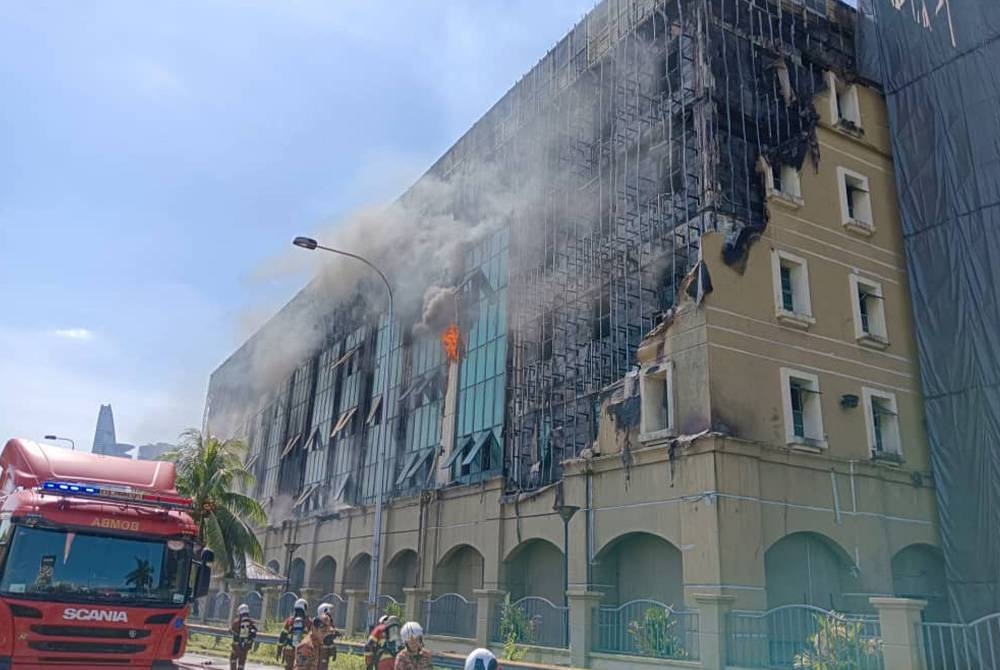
[{"x1": 207, "y1": 160, "x2": 542, "y2": 436}]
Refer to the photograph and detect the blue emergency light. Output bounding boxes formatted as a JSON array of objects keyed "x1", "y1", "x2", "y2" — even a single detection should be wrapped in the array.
[
  {"x1": 42, "y1": 481, "x2": 101, "y2": 496},
  {"x1": 38, "y1": 480, "x2": 193, "y2": 510}
]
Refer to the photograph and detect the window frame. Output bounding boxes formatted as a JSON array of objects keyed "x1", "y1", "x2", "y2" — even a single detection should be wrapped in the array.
[
  {"x1": 779, "y1": 368, "x2": 827, "y2": 449},
  {"x1": 640, "y1": 360, "x2": 675, "y2": 440},
  {"x1": 827, "y1": 72, "x2": 862, "y2": 130},
  {"x1": 771, "y1": 249, "x2": 815, "y2": 329},
  {"x1": 761, "y1": 158, "x2": 803, "y2": 209},
  {"x1": 862, "y1": 387, "x2": 902, "y2": 462},
  {"x1": 837, "y1": 167, "x2": 874, "y2": 236},
  {"x1": 849, "y1": 274, "x2": 889, "y2": 349}
]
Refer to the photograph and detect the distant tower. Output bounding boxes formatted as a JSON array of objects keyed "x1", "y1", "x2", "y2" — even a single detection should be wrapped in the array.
[{"x1": 91, "y1": 404, "x2": 131, "y2": 457}]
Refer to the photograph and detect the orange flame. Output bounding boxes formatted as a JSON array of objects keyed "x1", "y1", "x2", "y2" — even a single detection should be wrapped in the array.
[{"x1": 441, "y1": 323, "x2": 461, "y2": 362}]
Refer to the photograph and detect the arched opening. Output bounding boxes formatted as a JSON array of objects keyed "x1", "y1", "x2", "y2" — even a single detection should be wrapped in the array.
[
  {"x1": 593, "y1": 532, "x2": 683, "y2": 607},
  {"x1": 502, "y1": 539, "x2": 563, "y2": 603},
  {"x1": 288, "y1": 557, "x2": 306, "y2": 593},
  {"x1": 312, "y1": 556, "x2": 337, "y2": 592},
  {"x1": 345, "y1": 553, "x2": 371, "y2": 593},
  {"x1": 432, "y1": 545, "x2": 484, "y2": 598},
  {"x1": 267, "y1": 559, "x2": 281, "y2": 575},
  {"x1": 383, "y1": 550, "x2": 419, "y2": 601},
  {"x1": 893, "y1": 544, "x2": 949, "y2": 621},
  {"x1": 765, "y1": 532, "x2": 861, "y2": 612}
]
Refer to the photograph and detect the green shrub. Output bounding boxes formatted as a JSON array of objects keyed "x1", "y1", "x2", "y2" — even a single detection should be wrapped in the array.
[
  {"x1": 627, "y1": 606, "x2": 688, "y2": 660},
  {"x1": 792, "y1": 612, "x2": 882, "y2": 670}
]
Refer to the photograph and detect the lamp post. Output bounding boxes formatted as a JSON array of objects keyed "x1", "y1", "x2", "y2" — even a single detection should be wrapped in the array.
[
  {"x1": 554, "y1": 503, "x2": 580, "y2": 646},
  {"x1": 284, "y1": 541, "x2": 302, "y2": 594},
  {"x1": 292, "y1": 236, "x2": 394, "y2": 629},
  {"x1": 44, "y1": 434, "x2": 75, "y2": 451}
]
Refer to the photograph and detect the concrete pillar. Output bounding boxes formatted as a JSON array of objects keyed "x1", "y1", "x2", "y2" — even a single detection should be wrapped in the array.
[
  {"x1": 694, "y1": 593, "x2": 736, "y2": 670},
  {"x1": 870, "y1": 597, "x2": 927, "y2": 670},
  {"x1": 261, "y1": 586, "x2": 282, "y2": 624},
  {"x1": 474, "y1": 589, "x2": 506, "y2": 646},
  {"x1": 404, "y1": 587, "x2": 430, "y2": 624},
  {"x1": 567, "y1": 590, "x2": 603, "y2": 668},
  {"x1": 345, "y1": 589, "x2": 367, "y2": 635},
  {"x1": 436, "y1": 361, "x2": 460, "y2": 487},
  {"x1": 229, "y1": 586, "x2": 249, "y2": 622}
]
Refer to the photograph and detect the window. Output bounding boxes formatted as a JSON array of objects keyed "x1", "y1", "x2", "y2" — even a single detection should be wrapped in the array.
[
  {"x1": 771, "y1": 250, "x2": 814, "y2": 328},
  {"x1": 849, "y1": 275, "x2": 888, "y2": 348},
  {"x1": 827, "y1": 72, "x2": 861, "y2": 129},
  {"x1": 762, "y1": 159, "x2": 802, "y2": 208},
  {"x1": 863, "y1": 388, "x2": 901, "y2": 461},
  {"x1": 640, "y1": 361, "x2": 674, "y2": 438},
  {"x1": 836, "y1": 168, "x2": 874, "y2": 235},
  {"x1": 780, "y1": 368, "x2": 826, "y2": 448}
]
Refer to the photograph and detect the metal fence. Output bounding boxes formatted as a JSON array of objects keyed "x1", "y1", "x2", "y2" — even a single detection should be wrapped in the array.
[
  {"x1": 923, "y1": 612, "x2": 1000, "y2": 670},
  {"x1": 423, "y1": 593, "x2": 477, "y2": 639},
  {"x1": 351, "y1": 594, "x2": 403, "y2": 633},
  {"x1": 319, "y1": 592, "x2": 348, "y2": 630},
  {"x1": 245, "y1": 590, "x2": 263, "y2": 620},
  {"x1": 205, "y1": 591, "x2": 232, "y2": 622},
  {"x1": 593, "y1": 599, "x2": 700, "y2": 660},
  {"x1": 727, "y1": 605, "x2": 883, "y2": 670},
  {"x1": 491, "y1": 596, "x2": 569, "y2": 649},
  {"x1": 277, "y1": 591, "x2": 299, "y2": 620}
]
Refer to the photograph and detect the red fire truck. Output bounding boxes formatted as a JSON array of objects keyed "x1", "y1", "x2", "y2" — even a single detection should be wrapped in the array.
[{"x1": 0, "y1": 438, "x2": 214, "y2": 669}]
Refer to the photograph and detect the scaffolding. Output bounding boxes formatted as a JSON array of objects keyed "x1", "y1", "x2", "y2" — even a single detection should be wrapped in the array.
[{"x1": 432, "y1": 0, "x2": 856, "y2": 491}]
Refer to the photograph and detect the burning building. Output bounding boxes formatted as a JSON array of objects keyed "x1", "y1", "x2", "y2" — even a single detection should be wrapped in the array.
[{"x1": 205, "y1": 0, "x2": 946, "y2": 664}]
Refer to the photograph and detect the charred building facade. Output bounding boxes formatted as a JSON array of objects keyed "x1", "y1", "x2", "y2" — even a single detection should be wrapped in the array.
[{"x1": 205, "y1": 1, "x2": 945, "y2": 664}]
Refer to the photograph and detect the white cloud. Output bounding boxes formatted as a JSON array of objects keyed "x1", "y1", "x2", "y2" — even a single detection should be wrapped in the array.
[{"x1": 53, "y1": 328, "x2": 93, "y2": 340}]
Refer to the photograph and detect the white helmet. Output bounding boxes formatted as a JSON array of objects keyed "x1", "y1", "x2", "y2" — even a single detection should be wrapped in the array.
[
  {"x1": 378, "y1": 614, "x2": 390, "y2": 625},
  {"x1": 237, "y1": 604, "x2": 250, "y2": 616},
  {"x1": 294, "y1": 598, "x2": 308, "y2": 611},
  {"x1": 317, "y1": 602, "x2": 334, "y2": 618},
  {"x1": 465, "y1": 648, "x2": 499, "y2": 670},
  {"x1": 400, "y1": 621, "x2": 423, "y2": 642}
]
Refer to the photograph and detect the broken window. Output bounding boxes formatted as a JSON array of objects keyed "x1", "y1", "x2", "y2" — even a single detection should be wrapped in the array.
[
  {"x1": 864, "y1": 389, "x2": 901, "y2": 459},
  {"x1": 367, "y1": 395, "x2": 383, "y2": 425},
  {"x1": 771, "y1": 250, "x2": 814, "y2": 327},
  {"x1": 827, "y1": 72, "x2": 861, "y2": 127},
  {"x1": 640, "y1": 361, "x2": 674, "y2": 437},
  {"x1": 850, "y1": 275, "x2": 888, "y2": 346},
  {"x1": 781, "y1": 368, "x2": 825, "y2": 448},
  {"x1": 330, "y1": 407, "x2": 357, "y2": 439},
  {"x1": 838, "y1": 168, "x2": 874, "y2": 233},
  {"x1": 280, "y1": 433, "x2": 301, "y2": 460}
]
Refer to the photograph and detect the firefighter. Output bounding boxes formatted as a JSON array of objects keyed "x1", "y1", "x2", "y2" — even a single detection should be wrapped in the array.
[
  {"x1": 464, "y1": 648, "x2": 500, "y2": 670},
  {"x1": 316, "y1": 602, "x2": 341, "y2": 669},
  {"x1": 393, "y1": 621, "x2": 432, "y2": 670},
  {"x1": 364, "y1": 614, "x2": 401, "y2": 670},
  {"x1": 293, "y1": 616, "x2": 326, "y2": 670},
  {"x1": 229, "y1": 603, "x2": 258, "y2": 670},
  {"x1": 277, "y1": 598, "x2": 313, "y2": 670}
]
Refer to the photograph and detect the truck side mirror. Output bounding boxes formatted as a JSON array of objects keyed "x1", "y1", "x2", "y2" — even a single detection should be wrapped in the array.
[{"x1": 193, "y1": 548, "x2": 215, "y2": 599}]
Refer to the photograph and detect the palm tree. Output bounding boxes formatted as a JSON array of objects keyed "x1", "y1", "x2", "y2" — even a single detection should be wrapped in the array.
[{"x1": 166, "y1": 429, "x2": 266, "y2": 578}]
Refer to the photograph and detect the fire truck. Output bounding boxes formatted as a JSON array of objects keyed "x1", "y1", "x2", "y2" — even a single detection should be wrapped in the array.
[{"x1": 0, "y1": 438, "x2": 214, "y2": 669}]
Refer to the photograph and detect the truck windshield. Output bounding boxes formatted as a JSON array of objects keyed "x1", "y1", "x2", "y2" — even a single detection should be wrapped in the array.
[{"x1": 0, "y1": 526, "x2": 190, "y2": 606}]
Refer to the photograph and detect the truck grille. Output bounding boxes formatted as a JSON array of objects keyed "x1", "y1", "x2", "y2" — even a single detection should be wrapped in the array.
[
  {"x1": 30, "y1": 624, "x2": 151, "y2": 639},
  {"x1": 28, "y1": 641, "x2": 145, "y2": 654}
]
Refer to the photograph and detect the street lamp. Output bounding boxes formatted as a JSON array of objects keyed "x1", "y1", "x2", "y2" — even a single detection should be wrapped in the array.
[
  {"x1": 44, "y1": 435, "x2": 75, "y2": 451},
  {"x1": 292, "y1": 236, "x2": 394, "y2": 629},
  {"x1": 554, "y1": 503, "x2": 580, "y2": 646},
  {"x1": 284, "y1": 541, "x2": 302, "y2": 594}
]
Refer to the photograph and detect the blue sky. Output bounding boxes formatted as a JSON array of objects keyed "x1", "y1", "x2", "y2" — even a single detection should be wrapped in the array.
[{"x1": 0, "y1": 1, "x2": 592, "y2": 451}]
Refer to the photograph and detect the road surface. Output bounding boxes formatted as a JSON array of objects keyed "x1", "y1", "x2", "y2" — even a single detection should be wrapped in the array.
[{"x1": 177, "y1": 652, "x2": 281, "y2": 669}]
